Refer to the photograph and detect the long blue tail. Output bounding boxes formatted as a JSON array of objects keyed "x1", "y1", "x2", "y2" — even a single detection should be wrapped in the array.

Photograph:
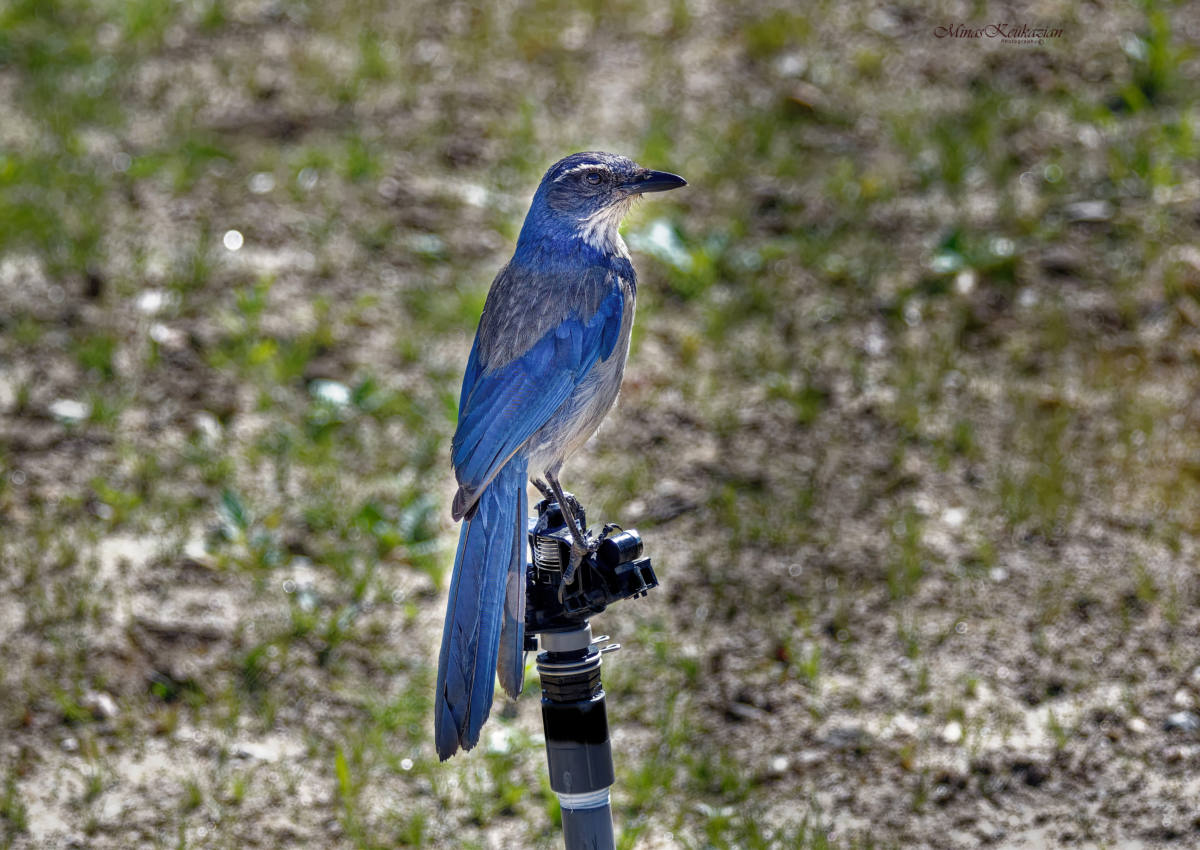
[{"x1": 435, "y1": 457, "x2": 528, "y2": 760}]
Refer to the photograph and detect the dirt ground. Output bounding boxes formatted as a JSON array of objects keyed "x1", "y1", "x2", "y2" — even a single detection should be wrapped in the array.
[{"x1": 3, "y1": 0, "x2": 1200, "y2": 848}]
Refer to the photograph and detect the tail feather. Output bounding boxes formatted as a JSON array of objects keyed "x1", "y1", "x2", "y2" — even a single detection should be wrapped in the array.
[
  {"x1": 496, "y1": 479, "x2": 529, "y2": 699},
  {"x1": 435, "y1": 458, "x2": 528, "y2": 759}
]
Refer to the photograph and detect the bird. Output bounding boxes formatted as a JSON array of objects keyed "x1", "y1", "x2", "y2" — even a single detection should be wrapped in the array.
[{"x1": 434, "y1": 151, "x2": 687, "y2": 760}]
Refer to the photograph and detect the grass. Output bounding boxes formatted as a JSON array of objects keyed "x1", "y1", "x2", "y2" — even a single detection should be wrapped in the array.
[
  {"x1": 1, "y1": 772, "x2": 29, "y2": 849},
  {"x1": 2, "y1": 0, "x2": 1199, "y2": 847}
]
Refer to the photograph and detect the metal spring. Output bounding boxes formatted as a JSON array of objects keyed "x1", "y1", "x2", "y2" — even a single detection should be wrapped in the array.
[{"x1": 535, "y1": 535, "x2": 562, "y2": 572}]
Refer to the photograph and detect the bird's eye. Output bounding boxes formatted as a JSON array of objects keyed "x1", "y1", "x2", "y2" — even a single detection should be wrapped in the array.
[{"x1": 584, "y1": 171, "x2": 602, "y2": 185}]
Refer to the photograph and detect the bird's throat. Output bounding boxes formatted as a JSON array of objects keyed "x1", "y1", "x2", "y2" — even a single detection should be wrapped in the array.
[{"x1": 577, "y1": 197, "x2": 635, "y2": 257}]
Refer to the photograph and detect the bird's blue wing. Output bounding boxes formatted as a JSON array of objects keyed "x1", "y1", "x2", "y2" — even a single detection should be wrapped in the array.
[{"x1": 451, "y1": 280, "x2": 624, "y2": 506}]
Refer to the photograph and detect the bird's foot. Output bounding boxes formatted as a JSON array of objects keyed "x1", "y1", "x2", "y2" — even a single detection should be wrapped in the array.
[
  {"x1": 557, "y1": 489, "x2": 583, "y2": 519},
  {"x1": 532, "y1": 478, "x2": 554, "y2": 503},
  {"x1": 532, "y1": 480, "x2": 583, "y2": 521},
  {"x1": 558, "y1": 533, "x2": 599, "y2": 602}
]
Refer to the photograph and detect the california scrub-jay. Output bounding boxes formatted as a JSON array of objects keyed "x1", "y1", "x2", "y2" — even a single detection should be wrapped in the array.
[{"x1": 435, "y1": 152, "x2": 686, "y2": 759}]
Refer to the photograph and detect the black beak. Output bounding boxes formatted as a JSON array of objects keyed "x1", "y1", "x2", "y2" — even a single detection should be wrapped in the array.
[{"x1": 622, "y1": 169, "x2": 688, "y2": 194}]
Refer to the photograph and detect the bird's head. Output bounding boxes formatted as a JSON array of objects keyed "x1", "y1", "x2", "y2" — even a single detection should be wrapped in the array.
[{"x1": 519, "y1": 151, "x2": 686, "y2": 254}]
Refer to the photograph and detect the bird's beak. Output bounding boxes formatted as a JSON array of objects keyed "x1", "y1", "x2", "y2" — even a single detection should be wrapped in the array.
[{"x1": 622, "y1": 169, "x2": 688, "y2": 194}]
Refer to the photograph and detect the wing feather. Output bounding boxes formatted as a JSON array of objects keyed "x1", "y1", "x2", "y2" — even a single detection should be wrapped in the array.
[{"x1": 450, "y1": 273, "x2": 625, "y2": 516}]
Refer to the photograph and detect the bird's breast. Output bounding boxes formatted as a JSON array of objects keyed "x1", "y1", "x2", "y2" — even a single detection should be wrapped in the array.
[{"x1": 525, "y1": 277, "x2": 636, "y2": 472}]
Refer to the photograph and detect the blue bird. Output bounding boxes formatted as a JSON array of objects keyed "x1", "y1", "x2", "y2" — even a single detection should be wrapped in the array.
[{"x1": 435, "y1": 151, "x2": 686, "y2": 759}]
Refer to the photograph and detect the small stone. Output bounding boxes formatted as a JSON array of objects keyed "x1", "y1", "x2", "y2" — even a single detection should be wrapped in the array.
[
  {"x1": 233, "y1": 741, "x2": 281, "y2": 762},
  {"x1": 193, "y1": 412, "x2": 222, "y2": 445},
  {"x1": 942, "y1": 720, "x2": 964, "y2": 744},
  {"x1": 775, "y1": 52, "x2": 806, "y2": 77},
  {"x1": 310, "y1": 379, "x2": 352, "y2": 406},
  {"x1": 1039, "y1": 246, "x2": 1084, "y2": 277},
  {"x1": 49, "y1": 399, "x2": 91, "y2": 424},
  {"x1": 1064, "y1": 200, "x2": 1112, "y2": 223},
  {"x1": 797, "y1": 748, "x2": 826, "y2": 767},
  {"x1": 789, "y1": 81, "x2": 829, "y2": 112},
  {"x1": 136, "y1": 288, "x2": 168, "y2": 315},
  {"x1": 486, "y1": 726, "x2": 515, "y2": 754},
  {"x1": 1127, "y1": 717, "x2": 1149, "y2": 735},
  {"x1": 1177, "y1": 298, "x2": 1200, "y2": 328},
  {"x1": 182, "y1": 536, "x2": 212, "y2": 567},
  {"x1": 890, "y1": 714, "x2": 919, "y2": 738},
  {"x1": 1164, "y1": 711, "x2": 1200, "y2": 733},
  {"x1": 727, "y1": 701, "x2": 768, "y2": 722},
  {"x1": 823, "y1": 725, "x2": 869, "y2": 751},
  {"x1": 976, "y1": 819, "x2": 1004, "y2": 843},
  {"x1": 149, "y1": 323, "x2": 187, "y2": 350},
  {"x1": 81, "y1": 690, "x2": 118, "y2": 720},
  {"x1": 297, "y1": 168, "x2": 319, "y2": 191},
  {"x1": 1173, "y1": 689, "x2": 1194, "y2": 709},
  {"x1": 249, "y1": 172, "x2": 275, "y2": 194}
]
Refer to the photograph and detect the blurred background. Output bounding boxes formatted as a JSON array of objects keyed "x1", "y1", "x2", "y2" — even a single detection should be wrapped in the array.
[{"x1": 2, "y1": 0, "x2": 1199, "y2": 847}]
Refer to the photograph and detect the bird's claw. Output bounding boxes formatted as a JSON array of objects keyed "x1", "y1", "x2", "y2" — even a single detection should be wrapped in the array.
[
  {"x1": 557, "y1": 533, "x2": 599, "y2": 602},
  {"x1": 559, "y1": 524, "x2": 621, "y2": 601},
  {"x1": 559, "y1": 490, "x2": 583, "y2": 519}
]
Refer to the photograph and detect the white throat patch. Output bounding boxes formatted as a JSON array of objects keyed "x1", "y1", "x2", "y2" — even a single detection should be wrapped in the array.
[{"x1": 578, "y1": 196, "x2": 635, "y2": 256}]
